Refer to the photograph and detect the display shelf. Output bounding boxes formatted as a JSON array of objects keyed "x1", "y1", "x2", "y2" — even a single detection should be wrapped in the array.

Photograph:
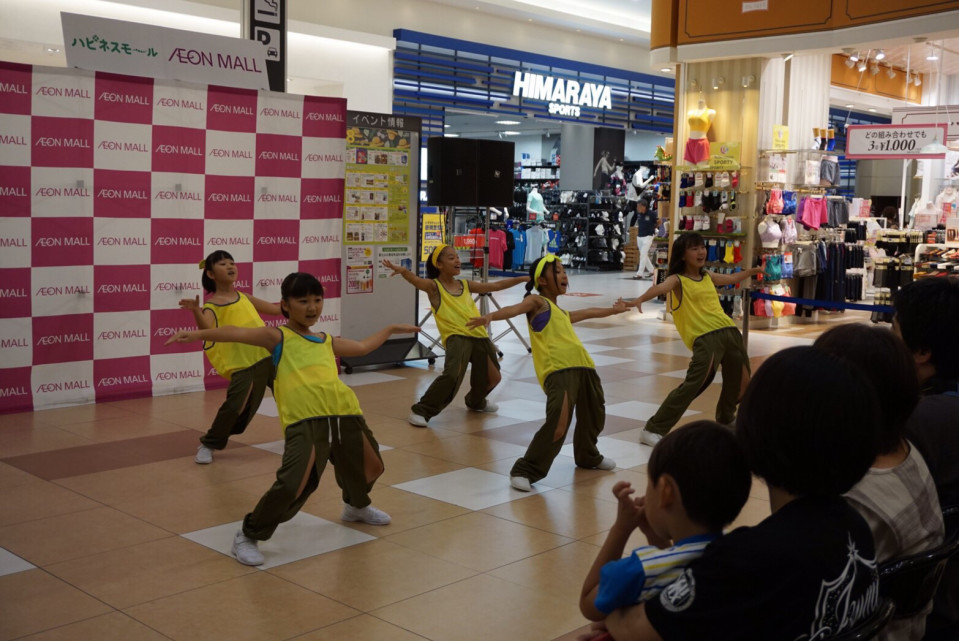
[
  {"x1": 758, "y1": 149, "x2": 844, "y2": 156},
  {"x1": 674, "y1": 231, "x2": 747, "y2": 238}
]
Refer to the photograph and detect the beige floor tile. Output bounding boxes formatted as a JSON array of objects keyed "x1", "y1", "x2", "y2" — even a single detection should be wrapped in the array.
[
  {"x1": 0, "y1": 480, "x2": 100, "y2": 527},
  {"x1": 0, "y1": 461, "x2": 41, "y2": 489},
  {"x1": 384, "y1": 512, "x2": 571, "y2": 572},
  {"x1": 0, "y1": 569, "x2": 112, "y2": 640},
  {"x1": 15, "y1": 611, "x2": 172, "y2": 641},
  {"x1": 488, "y1": 540, "x2": 604, "y2": 603},
  {"x1": 0, "y1": 426, "x2": 96, "y2": 458},
  {"x1": 46, "y1": 536, "x2": 253, "y2": 609},
  {"x1": 293, "y1": 614, "x2": 430, "y2": 641},
  {"x1": 269, "y1": 538, "x2": 477, "y2": 611},
  {"x1": 371, "y1": 573, "x2": 586, "y2": 641},
  {"x1": 377, "y1": 448, "x2": 466, "y2": 485},
  {"x1": 124, "y1": 571, "x2": 359, "y2": 641},
  {"x1": 56, "y1": 414, "x2": 191, "y2": 443},
  {"x1": 400, "y1": 434, "x2": 527, "y2": 467},
  {"x1": 0, "y1": 506, "x2": 170, "y2": 566},
  {"x1": 481, "y1": 488, "x2": 620, "y2": 540},
  {"x1": 111, "y1": 483, "x2": 265, "y2": 533}
]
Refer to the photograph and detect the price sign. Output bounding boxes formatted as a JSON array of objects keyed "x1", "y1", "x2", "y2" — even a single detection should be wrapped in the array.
[{"x1": 846, "y1": 124, "x2": 948, "y2": 159}]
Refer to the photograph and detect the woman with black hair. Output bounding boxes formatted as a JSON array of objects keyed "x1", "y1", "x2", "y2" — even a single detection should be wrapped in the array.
[{"x1": 628, "y1": 233, "x2": 760, "y2": 447}]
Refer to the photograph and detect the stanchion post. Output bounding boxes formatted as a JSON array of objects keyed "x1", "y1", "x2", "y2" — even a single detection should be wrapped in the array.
[{"x1": 742, "y1": 288, "x2": 751, "y2": 351}]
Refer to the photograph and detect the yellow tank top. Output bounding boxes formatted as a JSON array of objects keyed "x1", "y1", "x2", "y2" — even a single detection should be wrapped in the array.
[
  {"x1": 687, "y1": 108, "x2": 713, "y2": 134},
  {"x1": 203, "y1": 292, "x2": 270, "y2": 378},
  {"x1": 433, "y1": 279, "x2": 488, "y2": 346},
  {"x1": 528, "y1": 299, "x2": 595, "y2": 388},
  {"x1": 272, "y1": 326, "x2": 362, "y2": 429},
  {"x1": 669, "y1": 274, "x2": 735, "y2": 349}
]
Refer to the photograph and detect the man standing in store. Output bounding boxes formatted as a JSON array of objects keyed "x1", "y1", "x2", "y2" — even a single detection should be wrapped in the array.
[{"x1": 631, "y1": 198, "x2": 658, "y2": 280}]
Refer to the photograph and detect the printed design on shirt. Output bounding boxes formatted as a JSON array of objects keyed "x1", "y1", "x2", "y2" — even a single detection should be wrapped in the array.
[
  {"x1": 659, "y1": 567, "x2": 695, "y2": 612},
  {"x1": 800, "y1": 535, "x2": 879, "y2": 640}
]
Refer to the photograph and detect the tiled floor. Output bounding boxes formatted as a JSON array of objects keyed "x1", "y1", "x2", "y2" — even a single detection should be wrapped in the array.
[{"x1": 0, "y1": 270, "x2": 871, "y2": 641}]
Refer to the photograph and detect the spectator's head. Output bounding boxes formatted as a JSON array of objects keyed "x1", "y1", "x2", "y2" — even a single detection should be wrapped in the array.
[
  {"x1": 736, "y1": 346, "x2": 879, "y2": 497},
  {"x1": 646, "y1": 420, "x2": 751, "y2": 534},
  {"x1": 667, "y1": 232, "x2": 706, "y2": 276},
  {"x1": 814, "y1": 324, "x2": 919, "y2": 455},
  {"x1": 637, "y1": 199, "x2": 650, "y2": 213},
  {"x1": 894, "y1": 276, "x2": 959, "y2": 382}
]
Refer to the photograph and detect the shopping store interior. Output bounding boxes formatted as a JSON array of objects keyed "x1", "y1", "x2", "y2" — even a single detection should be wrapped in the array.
[{"x1": 2, "y1": 1, "x2": 959, "y2": 640}]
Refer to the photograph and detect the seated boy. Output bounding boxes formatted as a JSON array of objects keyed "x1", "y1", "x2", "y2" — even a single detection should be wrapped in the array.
[
  {"x1": 580, "y1": 421, "x2": 751, "y2": 620},
  {"x1": 596, "y1": 347, "x2": 881, "y2": 641}
]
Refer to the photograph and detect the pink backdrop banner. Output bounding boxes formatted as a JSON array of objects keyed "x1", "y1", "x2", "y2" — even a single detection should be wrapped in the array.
[{"x1": 0, "y1": 61, "x2": 346, "y2": 413}]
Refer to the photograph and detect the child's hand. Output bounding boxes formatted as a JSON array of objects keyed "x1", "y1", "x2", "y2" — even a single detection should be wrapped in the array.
[
  {"x1": 466, "y1": 314, "x2": 491, "y2": 329},
  {"x1": 611, "y1": 481, "x2": 643, "y2": 532},
  {"x1": 633, "y1": 299, "x2": 644, "y2": 314},
  {"x1": 164, "y1": 330, "x2": 200, "y2": 346},
  {"x1": 612, "y1": 297, "x2": 629, "y2": 314},
  {"x1": 381, "y1": 259, "x2": 404, "y2": 275},
  {"x1": 178, "y1": 295, "x2": 200, "y2": 311},
  {"x1": 392, "y1": 324, "x2": 421, "y2": 334}
]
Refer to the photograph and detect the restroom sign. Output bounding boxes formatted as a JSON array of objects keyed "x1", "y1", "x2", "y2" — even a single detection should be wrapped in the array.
[{"x1": 512, "y1": 71, "x2": 612, "y2": 117}]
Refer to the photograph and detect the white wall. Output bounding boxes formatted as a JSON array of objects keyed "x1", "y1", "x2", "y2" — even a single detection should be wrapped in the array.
[{"x1": 624, "y1": 131, "x2": 666, "y2": 161}]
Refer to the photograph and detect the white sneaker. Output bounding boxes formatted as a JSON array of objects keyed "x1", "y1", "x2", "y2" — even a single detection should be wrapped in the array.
[
  {"x1": 195, "y1": 445, "x2": 214, "y2": 465},
  {"x1": 594, "y1": 457, "x2": 616, "y2": 470},
  {"x1": 639, "y1": 429, "x2": 663, "y2": 447},
  {"x1": 231, "y1": 530, "x2": 264, "y2": 566},
  {"x1": 341, "y1": 503, "x2": 392, "y2": 525},
  {"x1": 510, "y1": 476, "x2": 532, "y2": 492},
  {"x1": 470, "y1": 400, "x2": 498, "y2": 413},
  {"x1": 407, "y1": 412, "x2": 428, "y2": 427}
]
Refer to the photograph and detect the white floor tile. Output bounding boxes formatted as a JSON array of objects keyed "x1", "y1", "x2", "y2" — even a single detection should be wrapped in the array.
[
  {"x1": 605, "y1": 400, "x2": 701, "y2": 421},
  {"x1": 587, "y1": 353, "x2": 634, "y2": 367},
  {"x1": 181, "y1": 512, "x2": 376, "y2": 570},
  {"x1": 491, "y1": 398, "x2": 546, "y2": 420},
  {"x1": 256, "y1": 397, "x2": 279, "y2": 417},
  {"x1": 560, "y1": 436, "x2": 652, "y2": 470},
  {"x1": 253, "y1": 439, "x2": 392, "y2": 455},
  {"x1": 662, "y1": 368, "x2": 724, "y2": 383},
  {"x1": 393, "y1": 467, "x2": 551, "y2": 510},
  {"x1": 645, "y1": 340, "x2": 694, "y2": 357},
  {"x1": 341, "y1": 371, "x2": 405, "y2": 387},
  {"x1": 0, "y1": 547, "x2": 35, "y2": 577}
]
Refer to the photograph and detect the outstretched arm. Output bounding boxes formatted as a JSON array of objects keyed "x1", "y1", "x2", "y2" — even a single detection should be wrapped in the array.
[
  {"x1": 630, "y1": 275, "x2": 681, "y2": 314},
  {"x1": 247, "y1": 294, "x2": 283, "y2": 317},
  {"x1": 466, "y1": 295, "x2": 541, "y2": 329},
  {"x1": 333, "y1": 324, "x2": 421, "y2": 358},
  {"x1": 382, "y1": 260, "x2": 437, "y2": 295},
  {"x1": 569, "y1": 298, "x2": 630, "y2": 324},
  {"x1": 469, "y1": 275, "x2": 530, "y2": 294},
  {"x1": 707, "y1": 267, "x2": 762, "y2": 287},
  {"x1": 165, "y1": 325, "x2": 281, "y2": 351},
  {"x1": 178, "y1": 296, "x2": 215, "y2": 330}
]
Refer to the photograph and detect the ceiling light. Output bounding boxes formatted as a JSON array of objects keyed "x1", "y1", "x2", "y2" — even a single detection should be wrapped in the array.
[
  {"x1": 712, "y1": 76, "x2": 725, "y2": 90},
  {"x1": 850, "y1": 52, "x2": 859, "y2": 62},
  {"x1": 927, "y1": 46, "x2": 939, "y2": 61},
  {"x1": 782, "y1": 53, "x2": 794, "y2": 62},
  {"x1": 495, "y1": 120, "x2": 520, "y2": 125},
  {"x1": 444, "y1": 133, "x2": 459, "y2": 137},
  {"x1": 660, "y1": 67, "x2": 672, "y2": 73},
  {"x1": 870, "y1": 64, "x2": 880, "y2": 76},
  {"x1": 46, "y1": 47, "x2": 61, "y2": 53},
  {"x1": 844, "y1": 104, "x2": 855, "y2": 108},
  {"x1": 914, "y1": 73, "x2": 922, "y2": 86},
  {"x1": 501, "y1": 131, "x2": 521, "y2": 136},
  {"x1": 844, "y1": 58, "x2": 856, "y2": 68},
  {"x1": 886, "y1": 66, "x2": 896, "y2": 79},
  {"x1": 868, "y1": 108, "x2": 877, "y2": 112},
  {"x1": 857, "y1": 60, "x2": 867, "y2": 72},
  {"x1": 444, "y1": 124, "x2": 450, "y2": 128},
  {"x1": 742, "y1": 74, "x2": 755, "y2": 88},
  {"x1": 875, "y1": 49, "x2": 886, "y2": 61}
]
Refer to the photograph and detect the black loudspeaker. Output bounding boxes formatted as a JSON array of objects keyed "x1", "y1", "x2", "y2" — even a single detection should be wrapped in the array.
[{"x1": 427, "y1": 137, "x2": 514, "y2": 206}]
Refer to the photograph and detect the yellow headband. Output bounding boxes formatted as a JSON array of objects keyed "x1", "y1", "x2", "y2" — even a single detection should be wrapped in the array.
[
  {"x1": 533, "y1": 254, "x2": 558, "y2": 287},
  {"x1": 198, "y1": 260, "x2": 206, "y2": 270},
  {"x1": 431, "y1": 244, "x2": 448, "y2": 268}
]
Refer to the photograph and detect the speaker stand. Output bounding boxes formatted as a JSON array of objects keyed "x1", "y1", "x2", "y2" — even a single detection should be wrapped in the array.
[{"x1": 477, "y1": 207, "x2": 531, "y2": 355}]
